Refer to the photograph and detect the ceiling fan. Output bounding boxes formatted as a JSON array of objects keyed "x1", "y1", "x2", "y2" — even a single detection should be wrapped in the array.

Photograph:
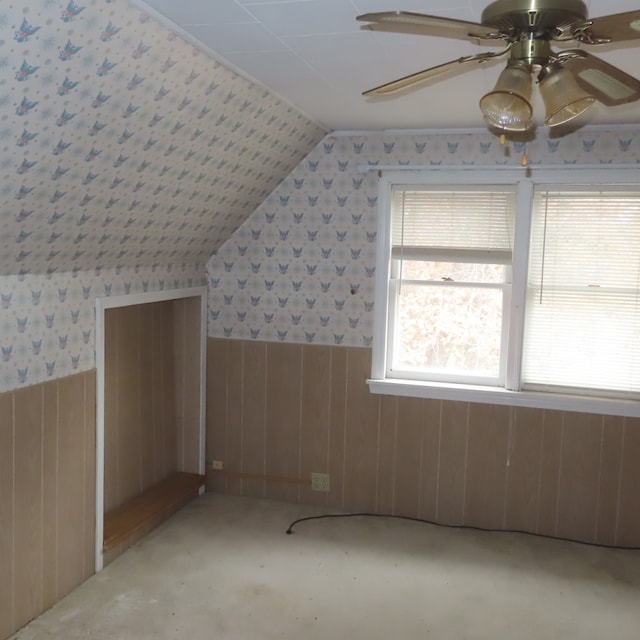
[{"x1": 357, "y1": 0, "x2": 640, "y2": 132}]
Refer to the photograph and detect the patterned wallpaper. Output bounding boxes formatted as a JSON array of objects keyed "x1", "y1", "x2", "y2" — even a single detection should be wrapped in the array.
[
  {"x1": 0, "y1": 0, "x2": 326, "y2": 276},
  {"x1": 0, "y1": 262, "x2": 205, "y2": 393},
  {"x1": 1, "y1": 4, "x2": 638, "y2": 393},
  {"x1": 0, "y1": 0, "x2": 328, "y2": 394},
  {"x1": 2, "y1": 127, "x2": 638, "y2": 394},
  {"x1": 207, "y1": 128, "x2": 640, "y2": 348}
]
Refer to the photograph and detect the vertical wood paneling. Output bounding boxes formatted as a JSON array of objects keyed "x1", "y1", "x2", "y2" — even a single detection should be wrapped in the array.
[
  {"x1": 437, "y1": 401, "x2": 468, "y2": 525},
  {"x1": 108, "y1": 305, "x2": 143, "y2": 506},
  {"x1": 42, "y1": 383, "x2": 58, "y2": 609},
  {"x1": 13, "y1": 386, "x2": 44, "y2": 630},
  {"x1": 56, "y1": 374, "x2": 87, "y2": 599},
  {"x1": 206, "y1": 338, "x2": 228, "y2": 493},
  {"x1": 205, "y1": 340, "x2": 640, "y2": 547},
  {"x1": 556, "y1": 412, "x2": 603, "y2": 542},
  {"x1": 117, "y1": 306, "x2": 141, "y2": 376},
  {"x1": 596, "y1": 416, "x2": 624, "y2": 545},
  {"x1": 160, "y1": 304, "x2": 177, "y2": 477},
  {"x1": 504, "y1": 407, "x2": 543, "y2": 533},
  {"x1": 118, "y1": 367, "x2": 142, "y2": 504},
  {"x1": 151, "y1": 303, "x2": 165, "y2": 481},
  {"x1": 265, "y1": 343, "x2": 302, "y2": 502},
  {"x1": 536, "y1": 410, "x2": 563, "y2": 536},
  {"x1": 181, "y1": 296, "x2": 202, "y2": 474},
  {"x1": 83, "y1": 372, "x2": 96, "y2": 581},
  {"x1": 327, "y1": 347, "x2": 347, "y2": 509},
  {"x1": 418, "y1": 399, "x2": 441, "y2": 522},
  {"x1": 394, "y1": 398, "x2": 424, "y2": 517},
  {"x1": 376, "y1": 396, "x2": 397, "y2": 514},
  {"x1": 241, "y1": 341, "x2": 267, "y2": 498},
  {"x1": 0, "y1": 392, "x2": 14, "y2": 640},
  {"x1": 103, "y1": 310, "x2": 119, "y2": 512},
  {"x1": 172, "y1": 296, "x2": 202, "y2": 475},
  {"x1": 226, "y1": 340, "x2": 244, "y2": 495},
  {"x1": 343, "y1": 348, "x2": 378, "y2": 511},
  {"x1": 173, "y1": 299, "x2": 186, "y2": 471},
  {"x1": 139, "y1": 301, "x2": 156, "y2": 490},
  {"x1": 617, "y1": 418, "x2": 640, "y2": 547},
  {"x1": 464, "y1": 404, "x2": 509, "y2": 529},
  {"x1": 0, "y1": 370, "x2": 96, "y2": 640},
  {"x1": 298, "y1": 345, "x2": 331, "y2": 506}
]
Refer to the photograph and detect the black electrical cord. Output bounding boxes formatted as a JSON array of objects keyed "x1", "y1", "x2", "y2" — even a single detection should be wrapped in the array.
[{"x1": 286, "y1": 512, "x2": 640, "y2": 551}]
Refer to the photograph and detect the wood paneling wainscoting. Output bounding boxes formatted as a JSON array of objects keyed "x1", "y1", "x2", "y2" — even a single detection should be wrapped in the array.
[
  {"x1": 0, "y1": 371, "x2": 95, "y2": 640},
  {"x1": 206, "y1": 338, "x2": 640, "y2": 547}
]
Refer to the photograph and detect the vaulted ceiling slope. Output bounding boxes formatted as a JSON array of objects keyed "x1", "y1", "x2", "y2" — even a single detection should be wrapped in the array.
[{"x1": 0, "y1": 0, "x2": 327, "y2": 276}]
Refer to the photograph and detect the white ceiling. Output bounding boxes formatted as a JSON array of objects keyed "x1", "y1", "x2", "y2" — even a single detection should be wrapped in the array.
[{"x1": 132, "y1": 0, "x2": 640, "y2": 132}]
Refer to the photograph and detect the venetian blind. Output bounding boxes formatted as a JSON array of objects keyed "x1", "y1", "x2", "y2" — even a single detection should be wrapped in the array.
[
  {"x1": 523, "y1": 188, "x2": 640, "y2": 394},
  {"x1": 390, "y1": 186, "x2": 516, "y2": 263}
]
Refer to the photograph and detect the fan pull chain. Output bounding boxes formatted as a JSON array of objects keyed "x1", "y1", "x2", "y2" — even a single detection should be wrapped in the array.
[{"x1": 499, "y1": 134, "x2": 528, "y2": 167}]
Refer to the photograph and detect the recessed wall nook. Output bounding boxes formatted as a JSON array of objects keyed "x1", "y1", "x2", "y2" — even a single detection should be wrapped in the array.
[{"x1": 95, "y1": 288, "x2": 207, "y2": 570}]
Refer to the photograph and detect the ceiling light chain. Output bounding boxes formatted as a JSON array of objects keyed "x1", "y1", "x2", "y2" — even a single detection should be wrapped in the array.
[
  {"x1": 521, "y1": 142, "x2": 529, "y2": 167},
  {"x1": 498, "y1": 134, "x2": 529, "y2": 167}
]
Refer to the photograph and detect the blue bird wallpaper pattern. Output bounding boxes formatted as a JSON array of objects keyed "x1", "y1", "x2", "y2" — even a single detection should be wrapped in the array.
[
  {"x1": 1, "y1": 2, "x2": 639, "y2": 396},
  {"x1": 0, "y1": 0, "x2": 326, "y2": 276},
  {"x1": 0, "y1": 0, "x2": 327, "y2": 393},
  {"x1": 0, "y1": 262, "x2": 205, "y2": 392},
  {"x1": 207, "y1": 128, "x2": 640, "y2": 349}
]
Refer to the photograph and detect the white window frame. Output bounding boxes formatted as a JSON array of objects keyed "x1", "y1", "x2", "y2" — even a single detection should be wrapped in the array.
[
  {"x1": 386, "y1": 185, "x2": 515, "y2": 387},
  {"x1": 368, "y1": 168, "x2": 640, "y2": 418}
]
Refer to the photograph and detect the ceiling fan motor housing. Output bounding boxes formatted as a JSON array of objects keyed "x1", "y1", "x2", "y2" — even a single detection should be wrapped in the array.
[
  {"x1": 481, "y1": 0, "x2": 588, "y2": 39},
  {"x1": 510, "y1": 37, "x2": 551, "y2": 67},
  {"x1": 358, "y1": 0, "x2": 640, "y2": 125}
]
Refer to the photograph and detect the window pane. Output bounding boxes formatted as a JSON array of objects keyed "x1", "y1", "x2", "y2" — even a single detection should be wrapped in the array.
[
  {"x1": 399, "y1": 260, "x2": 506, "y2": 284},
  {"x1": 393, "y1": 284, "x2": 504, "y2": 377},
  {"x1": 523, "y1": 290, "x2": 640, "y2": 393}
]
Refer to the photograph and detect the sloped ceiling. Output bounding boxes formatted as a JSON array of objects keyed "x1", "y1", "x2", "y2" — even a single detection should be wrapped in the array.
[{"x1": 0, "y1": 0, "x2": 327, "y2": 276}]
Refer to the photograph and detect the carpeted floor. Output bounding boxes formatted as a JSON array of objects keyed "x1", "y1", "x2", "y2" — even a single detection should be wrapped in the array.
[{"x1": 11, "y1": 493, "x2": 640, "y2": 639}]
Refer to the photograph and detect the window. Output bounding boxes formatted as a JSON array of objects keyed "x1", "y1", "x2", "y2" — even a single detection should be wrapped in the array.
[
  {"x1": 388, "y1": 187, "x2": 515, "y2": 386},
  {"x1": 369, "y1": 169, "x2": 640, "y2": 417},
  {"x1": 524, "y1": 188, "x2": 640, "y2": 395}
]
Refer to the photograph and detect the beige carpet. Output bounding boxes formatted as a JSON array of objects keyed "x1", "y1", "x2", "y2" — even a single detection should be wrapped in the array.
[{"x1": 12, "y1": 494, "x2": 640, "y2": 640}]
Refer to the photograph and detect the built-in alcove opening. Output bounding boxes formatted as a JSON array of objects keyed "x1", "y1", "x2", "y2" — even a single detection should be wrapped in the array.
[{"x1": 95, "y1": 288, "x2": 206, "y2": 570}]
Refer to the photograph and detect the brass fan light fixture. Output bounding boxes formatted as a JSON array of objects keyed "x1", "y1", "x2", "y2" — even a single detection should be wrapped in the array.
[{"x1": 358, "y1": 0, "x2": 640, "y2": 132}]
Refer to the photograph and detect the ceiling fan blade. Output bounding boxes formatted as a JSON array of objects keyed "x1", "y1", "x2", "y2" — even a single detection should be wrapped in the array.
[
  {"x1": 559, "y1": 50, "x2": 640, "y2": 106},
  {"x1": 357, "y1": 11, "x2": 503, "y2": 43},
  {"x1": 573, "y1": 10, "x2": 640, "y2": 44},
  {"x1": 363, "y1": 50, "x2": 507, "y2": 97}
]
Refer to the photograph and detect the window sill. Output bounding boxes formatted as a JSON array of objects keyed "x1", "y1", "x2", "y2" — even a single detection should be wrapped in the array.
[{"x1": 367, "y1": 378, "x2": 640, "y2": 418}]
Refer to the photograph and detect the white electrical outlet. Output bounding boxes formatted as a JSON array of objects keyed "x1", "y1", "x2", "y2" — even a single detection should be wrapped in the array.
[
  {"x1": 311, "y1": 472, "x2": 330, "y2": 492},
  {"x1": 212, "y1": 460, "x2": 224, "y2": 471}
]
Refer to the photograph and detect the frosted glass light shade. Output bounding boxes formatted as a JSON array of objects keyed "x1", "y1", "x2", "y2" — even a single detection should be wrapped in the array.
[
  {"x1": 479, "y1": 63, "x2": 533, "y2": 132},
  {"x1": 539, "y1": 63, "x2": 595, "y2": 127}
]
